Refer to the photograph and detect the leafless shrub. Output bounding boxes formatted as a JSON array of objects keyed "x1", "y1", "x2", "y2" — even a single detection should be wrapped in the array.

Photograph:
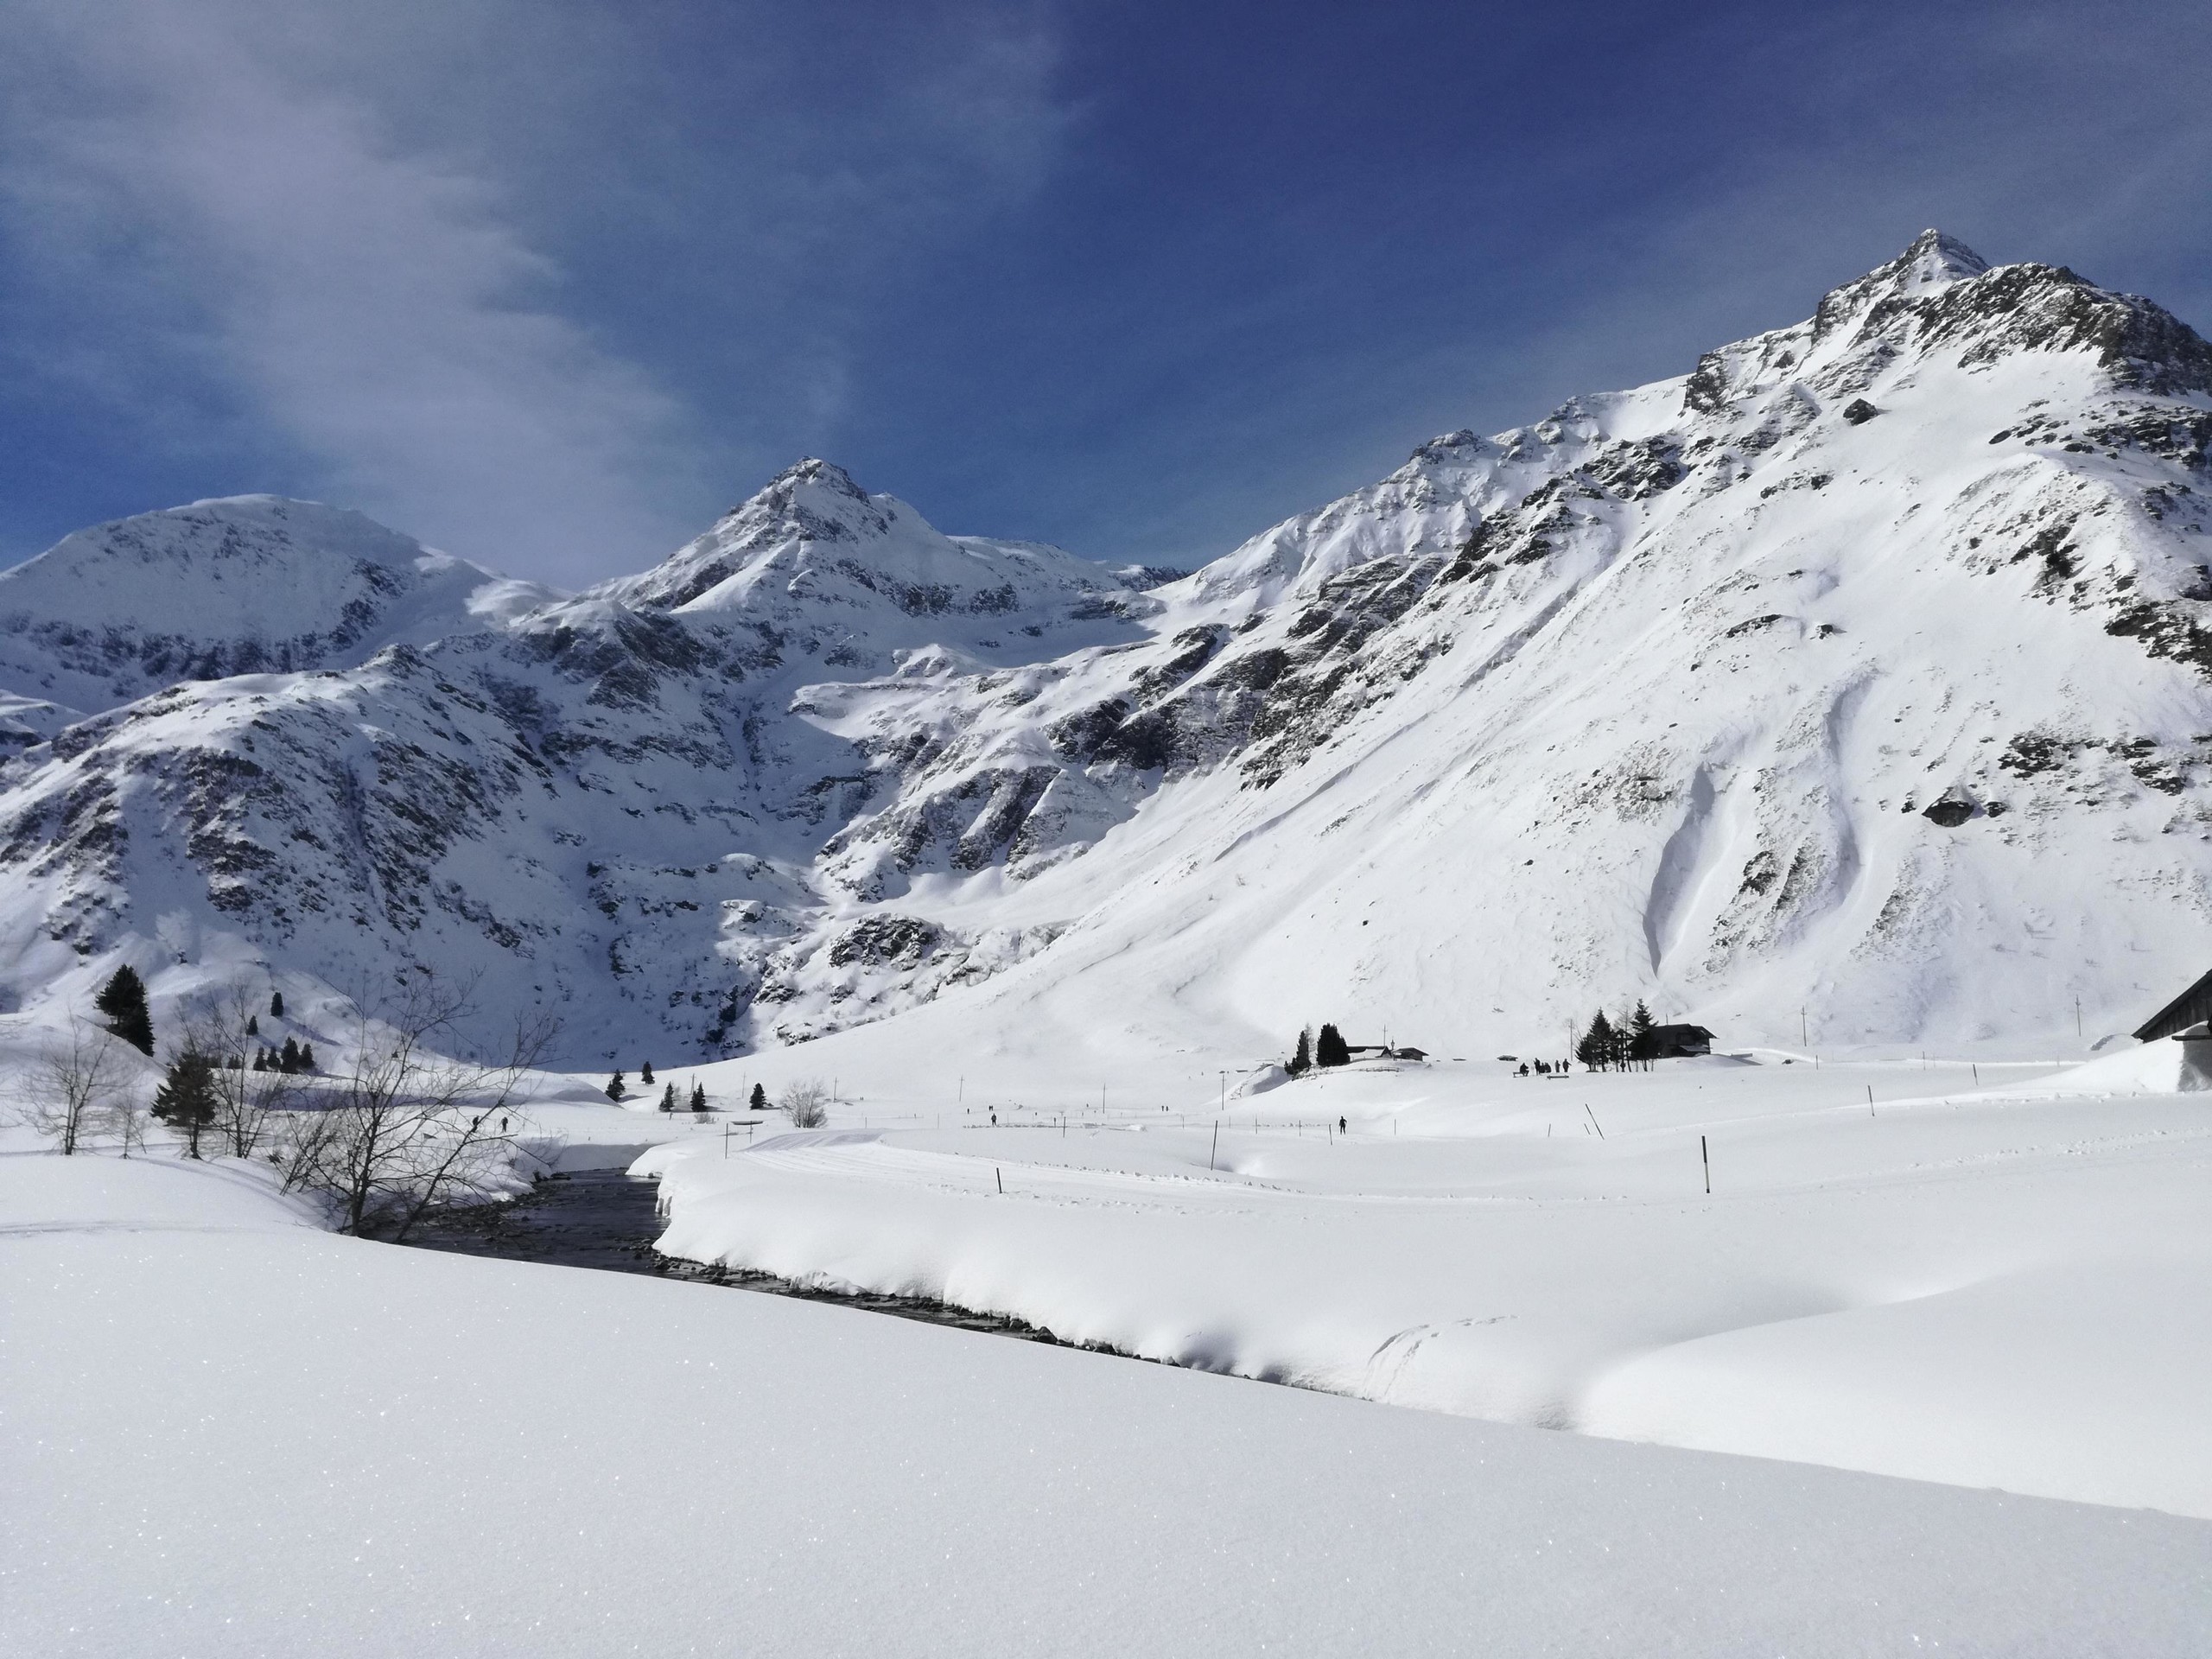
[
  {"x1": 17, "y1": 1019, "x2": 133, "y2": 1155},
  {"x1": 782, "y1": 1077, "x2": 831, "y2": 1128},
  {"x1": 181, "y1": 988, "x2": 298, "y2": 1160},
  {"x1": 278, "y1": 976, "x2": 558, "y2": 1239}
]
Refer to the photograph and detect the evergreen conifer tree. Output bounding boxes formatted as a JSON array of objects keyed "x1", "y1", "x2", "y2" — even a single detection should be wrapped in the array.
[
  {"x1": 659, "y1": 1081, "x2": 677, "y2": 1112},
  {"x1": 1626, "y1": 1001, "x2": 1659, "y2": 1067},
  {"x1": 690, "y1": 1081, "x2": 708, "y2": 1112},
  {"x1": 279, "y1": 1036, "x2": 302, "y2": 1073},
  {"x1": 1575, "y1": 1012, "x2": 1616, "y2": 1071},
  {"x1": 151, "y1": 1052, "x2": 218, "y2": 1160},
  {"x1": 641, "y1": 1061, "x2": 655, "y2": 1085},
  {"x1": 246, "y1": 1014, "x2": 259, "y2": 1037},
  {"x1": 251, "y1": 1050, "x2": 267, "y2": 1072},
  {"x1": 1288, "y1": 1028, "x2": 1313, "y2": 1077},
  {"x1": 298, "y1": 1043, "x2": 315, "y2": 1072},
  {"x1": 1315, "y1": 1023, "x2": 1351, "y2": 1068},
  {"x1": 748, "y1": 1082, "x2": 767, "y2": 1113},
  {"x1": 96, "y1": 965, "x2": 156, "y2": 1055},
  {"x1": 269, "y1": 991, "x2": 284, "y2": 1019},
  {"x1": 606, "y1": 1071, "x2": 626, "y2": 1102}
]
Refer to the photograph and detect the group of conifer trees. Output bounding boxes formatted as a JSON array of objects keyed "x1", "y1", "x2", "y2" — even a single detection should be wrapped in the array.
[
  {"x1": 250, "y1": 1037, "x2": 316, "y2": 1073},
  {"x1": 1576, "y1": 1002, "x2": 1663, "y2": 1071},
  {"x1": 657, "y1": 1079, "x2": 711, "y2": 1114},
  {"x1": 607, "y1": 1059, "x2": 715, "y2": 1114},
  {"x1": 1286, "y1": 1023, "x2": 1352, "y2": 1076}
]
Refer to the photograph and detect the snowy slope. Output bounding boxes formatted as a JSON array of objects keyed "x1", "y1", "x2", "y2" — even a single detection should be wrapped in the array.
[
  {"x1": 1, "y1": 232, "x2": 2209, "y2": 1065},
  {"x1": 11, "y1": 1140, "x2": 2210, "y2": 1657}
]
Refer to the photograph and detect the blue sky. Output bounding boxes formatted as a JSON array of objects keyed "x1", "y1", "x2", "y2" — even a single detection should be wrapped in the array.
[{"x1": 3, "y1": 0, "x2": 2209, "y2": 586}]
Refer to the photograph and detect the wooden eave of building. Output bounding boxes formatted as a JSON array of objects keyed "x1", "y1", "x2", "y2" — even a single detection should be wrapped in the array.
[{"x1": 2133, "y1": 969, "x2": 2212, "y2": 1043}]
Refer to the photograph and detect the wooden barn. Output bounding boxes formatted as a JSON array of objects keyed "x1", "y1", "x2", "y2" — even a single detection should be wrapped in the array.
[{"x1": 2133, "y1": 969, "x2": 2212, "y2": 1043}]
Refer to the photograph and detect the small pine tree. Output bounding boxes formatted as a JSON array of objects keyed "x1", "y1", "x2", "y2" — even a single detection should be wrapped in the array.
[
  {"x1": 606, "y1": 1071, "x2": 626, "y2": 1102},
  {"x1": 96, "y1": 965, "x2": 155, "y2": 1055},
  {"x1": 251, "y1": 1050, "x2": 267, "y2": 1072},
  {"x1": 279, "y1": 1036, "x2": 302, "y2": 1074},
  {"x1": 659, "y1": 1081, "x2": 677, "y2": 1113},
  {"x1": 1575, "y1": 1011, "x2": 1615, "y2": 1072},
  {"x1": 640, "y1": 1061, "x2": 655, "y2": 1085},
  {"x1": 1315, "y1": 1023, "x2": 1351, "y2": 1069},
  {"x1": 269, "y1": 990, "x2": 285, "y2": 1019},
  {"x1": 1288, "y1": 1028, "x2": 1313, "y2": 1077},
  {"x1": 690, "y1": 1081, "x2": 708, "y2": 1113},
  {"x1": 245, "y1": 1014, "x2": 259, "y2": 1037},
  {"x1": 297, "y1": 1043, "x2": 315, "y2": 1073},
  {"x1": 151, "y1": 1052, "x2": 218, "y2": 1160},
  {"x1": 748, "y1": 1082, "x2": 767, "y2": 1114}
]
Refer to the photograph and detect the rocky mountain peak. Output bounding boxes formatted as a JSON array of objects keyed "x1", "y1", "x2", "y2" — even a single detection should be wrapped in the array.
[
  {"x1": 1894, "y1": 227, "x2": 1992, "y2": 289},
  {"x1": 1808, "y1": 228, "x2": 1990, "y2": 346},
  {"x1": 729, "y1": 456, "x2": 871, "y2": 522}
]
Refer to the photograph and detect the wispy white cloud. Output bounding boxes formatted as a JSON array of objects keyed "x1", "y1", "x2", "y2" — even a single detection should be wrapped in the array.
[{"x1": 0, "y1": 0, "x2": 1072, "y2": 582}]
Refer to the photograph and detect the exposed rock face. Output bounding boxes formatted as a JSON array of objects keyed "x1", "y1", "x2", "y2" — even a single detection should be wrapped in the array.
[
  {"x1": 3, "y1": 231, "x2": 2210, "y2": 1058},
  {"x1": 1922, "y1": 790, "x2": 1979, "y2": 828}
]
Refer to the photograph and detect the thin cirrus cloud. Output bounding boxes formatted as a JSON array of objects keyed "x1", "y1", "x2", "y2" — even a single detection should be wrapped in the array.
[{"x1": 0, "y1": 0, "x2": 1070, "y2": 586}]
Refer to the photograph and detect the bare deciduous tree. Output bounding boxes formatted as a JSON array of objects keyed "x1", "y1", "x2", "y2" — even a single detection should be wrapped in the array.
[
  {"x1": 782, "y1": 1077, "x2": 831, "y2": 1128},
  {"x1": 181, "y1": 988, "x2": 298, "y2": 1160},
  {"x1": 17, "y1": 1019, "x2": 132, "y2": 1154},
  {"x1": 278, "y1": 976, "x2": 557, "y2": 1239}
]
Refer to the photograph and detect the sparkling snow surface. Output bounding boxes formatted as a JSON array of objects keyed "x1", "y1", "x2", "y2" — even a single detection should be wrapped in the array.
[{"x1": 5, "y1": 1136, "x2": 2210, "y2": 1658}]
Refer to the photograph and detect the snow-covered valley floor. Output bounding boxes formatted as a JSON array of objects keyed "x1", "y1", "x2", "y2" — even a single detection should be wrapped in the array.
[
  {"x1": 631, "y1": 1042, "x2": 2212, "y2": 1522},
  {"x1": 7, "y1": 1122, "x2": 2212, "y2": 1658}
]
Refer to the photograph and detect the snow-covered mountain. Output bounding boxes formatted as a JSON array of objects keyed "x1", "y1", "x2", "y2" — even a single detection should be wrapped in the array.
[
  {"x1": 0, "y1": 495, "x2": 556, "y2": 738},
  {"x1": 3, "y1": 231, "x2": 2209, "y2": 1064}
]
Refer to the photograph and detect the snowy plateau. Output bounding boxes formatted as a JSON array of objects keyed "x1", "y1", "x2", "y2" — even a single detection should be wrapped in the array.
[{"x1": 9, "y1": 231, "x2": 2212, "y2": 1656}]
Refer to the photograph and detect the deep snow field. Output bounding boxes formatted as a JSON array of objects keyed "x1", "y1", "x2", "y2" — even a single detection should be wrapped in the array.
[{"x1": 8, "y1": 1056, "x2": 2212, "y2": 1659}]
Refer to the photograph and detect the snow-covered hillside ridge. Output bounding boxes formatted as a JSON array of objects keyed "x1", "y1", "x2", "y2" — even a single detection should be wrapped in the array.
[
  {"x1": 0, "y1": 496, "x2": 561, "y2": 741},
  {"x1": 3, "y1": 231, "x2": 2210, "y2": 1063}
]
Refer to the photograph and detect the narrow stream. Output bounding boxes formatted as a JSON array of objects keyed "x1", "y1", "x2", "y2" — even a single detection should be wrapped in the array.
[{"x1": 401, "y1": 1167, "x2": 1077, "y2": 1345}]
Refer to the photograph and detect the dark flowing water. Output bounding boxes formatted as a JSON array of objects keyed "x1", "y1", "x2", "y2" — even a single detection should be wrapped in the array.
[{"x1": 401, "y1": 1167, "x2": 1072, "y2": 1344}]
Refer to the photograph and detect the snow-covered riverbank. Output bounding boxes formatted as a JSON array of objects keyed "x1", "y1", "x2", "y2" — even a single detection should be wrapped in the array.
[{"x1": 636, "y1": 1044, "x2": 2212, "y2": 1517}]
